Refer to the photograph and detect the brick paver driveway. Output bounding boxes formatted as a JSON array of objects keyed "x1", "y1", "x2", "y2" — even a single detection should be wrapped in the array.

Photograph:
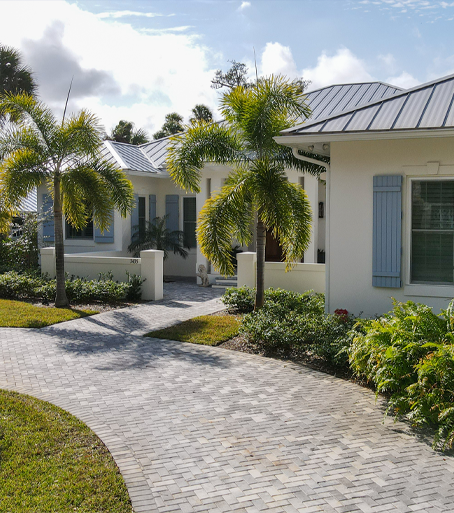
[{"x1": 1, "y1": 282, "x2": 454, "y2": 512}]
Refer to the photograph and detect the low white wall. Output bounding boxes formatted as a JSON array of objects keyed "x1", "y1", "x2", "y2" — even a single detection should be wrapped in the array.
[
  {"x1": 40, "y1": 248, "x2": 163, "y2": 300},
  {"x1": 237, "y1": 252, "x2": 325, "y2": 294}
]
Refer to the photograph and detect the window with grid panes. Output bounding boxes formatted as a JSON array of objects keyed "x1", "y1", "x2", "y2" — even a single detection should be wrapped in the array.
[{"x1": 411, "y1": 180, "x2": 454, "y2": 283}]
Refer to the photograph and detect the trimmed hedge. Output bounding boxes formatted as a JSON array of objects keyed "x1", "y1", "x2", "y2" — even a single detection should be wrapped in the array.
[{"x1": 0, "y1": 271, "x2": 144, "y2": 303}]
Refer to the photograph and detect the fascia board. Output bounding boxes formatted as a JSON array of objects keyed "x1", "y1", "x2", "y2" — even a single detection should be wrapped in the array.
[
  {"x1": 275, "y1": 129, "x2": 454, "y2": 148},
  {"x1": 104, "y1": 140, "x2": 129, "y2": 169}
]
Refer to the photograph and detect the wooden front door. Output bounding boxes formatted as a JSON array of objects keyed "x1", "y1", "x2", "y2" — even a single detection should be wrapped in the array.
[{"x1": 265, "y1": 229, "x2": 283, "y2": 262}]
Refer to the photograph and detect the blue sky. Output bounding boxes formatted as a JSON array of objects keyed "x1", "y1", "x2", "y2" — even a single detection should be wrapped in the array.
[{"x1": 2, "y1": 0, "x2": 454, "y2": 136}]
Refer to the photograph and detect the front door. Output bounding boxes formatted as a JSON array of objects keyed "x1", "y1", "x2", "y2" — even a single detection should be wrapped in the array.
[{"x1": 265, "y1": 230, "x2": 283, "y2": 262}]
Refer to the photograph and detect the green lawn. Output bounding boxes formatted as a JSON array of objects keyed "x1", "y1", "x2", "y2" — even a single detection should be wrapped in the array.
[
  {"x1": 0, "y1": 390, "x2": 133, "y2": 513},
  {"x1": 145, "y1": 314, "x2": 240, "y2": 345},
  {"x1": 0, "y1": 299, "x2": 98, "y2": 328}
]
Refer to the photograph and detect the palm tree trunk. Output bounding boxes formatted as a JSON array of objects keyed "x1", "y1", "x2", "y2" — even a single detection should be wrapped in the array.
[
  {"x1": 255, "y1": 216, "x2": 266, "y2": 310},
  {"x1": 54, "y1": 176, "x2": 69, "y2": 307}
]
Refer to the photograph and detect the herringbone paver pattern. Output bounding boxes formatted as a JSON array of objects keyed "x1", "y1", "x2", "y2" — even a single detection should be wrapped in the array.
[{"x1": 1, "y1": 282, "x2": 454, "y2": 512}]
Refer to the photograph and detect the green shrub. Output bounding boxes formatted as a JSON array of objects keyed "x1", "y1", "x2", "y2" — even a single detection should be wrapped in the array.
[
  {"x1": 0, "y1": 270, "x2": 144, "y2": 304},
  {"x1": 222, "y1": 286, "x2": 255, "y2": 313},
  {"x1": 0, "y1": 214, "x2": 39, "y2": 273},
  {"x1": 238, "y1": 288, "x2": 355, "y2": 366},
  {"x1": 349, "y1": 299, "x2": 454, "y2": 449}
]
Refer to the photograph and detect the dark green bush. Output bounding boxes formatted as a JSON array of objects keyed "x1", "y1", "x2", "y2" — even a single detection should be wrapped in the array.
[
  {"x1": 0, "y1": 270, "x2": 144, "y2": 304},
  {"x1": 0, "y1": 215, "x2": 39, "y2": 273},
  {"x1": 349, "y1": 299, "x2": 454, "y2": 449},
  {"x1": 221, "y1": 286, "x2": 255, "y2": 313},
  {"x1": 236, "y1": 288, "x2": 355, "y2": 367}
]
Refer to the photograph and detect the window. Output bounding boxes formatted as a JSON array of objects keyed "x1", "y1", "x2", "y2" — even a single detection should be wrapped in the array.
[
  {"x1": 138, "y1": 196, "x2": 146, "y2": 239},
  {"x1": 411, "y1": 180, "x2": 454, "y2": 284},
  {"x1": 183, "y1": 197, "x2": 197, "y2": 248},
  {"x1": 66, "y1": 219, "x2": 94, "y2": 239}
]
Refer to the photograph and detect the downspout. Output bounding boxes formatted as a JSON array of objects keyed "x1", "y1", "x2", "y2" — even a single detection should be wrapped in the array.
[{"x1": 292, "y1": 148, "x2": 331, "y2": 314}]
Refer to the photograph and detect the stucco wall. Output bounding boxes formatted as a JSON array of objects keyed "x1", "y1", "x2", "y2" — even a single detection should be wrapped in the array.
[{"x1": 329, "y1": 136, "x2": 454, "y2": 317}]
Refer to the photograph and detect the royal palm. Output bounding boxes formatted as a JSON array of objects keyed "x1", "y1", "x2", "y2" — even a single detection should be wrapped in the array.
[
  {"x1": 0, "y1": 93, "x2": 134, "y2": 307},
  {"x1": 167, "y1": 75, "x2": 324, "y2": 309}
]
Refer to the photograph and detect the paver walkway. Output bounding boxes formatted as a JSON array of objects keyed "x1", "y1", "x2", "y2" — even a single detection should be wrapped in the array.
[{"x1": 1, "y1": 282, "x2": 454, "y2": 512}]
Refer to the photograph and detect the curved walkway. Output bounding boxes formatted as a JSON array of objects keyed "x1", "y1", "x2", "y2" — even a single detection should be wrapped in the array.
[{"x1": 1, "y1": 283, "x2": 454, "y2": 512}]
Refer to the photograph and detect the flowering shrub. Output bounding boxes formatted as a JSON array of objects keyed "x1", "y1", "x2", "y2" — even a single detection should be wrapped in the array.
[{"x1": 334, "y1": 308, "x2": 349, "y2": 322}]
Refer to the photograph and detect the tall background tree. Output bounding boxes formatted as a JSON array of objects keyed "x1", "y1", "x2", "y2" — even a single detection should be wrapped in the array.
[
  {"x1": 107, "y1": 120, "x2": 149, "y2": 145},
  {"x1": 189, "y1": 104, "x2": 213, "y2": 125},
  {"x1": 0, "y1": 93, "x2": 134, "y2": 307},
  {"x1": 167, "y1": 75, "x2": 326, "y2": 309},
  {"x1": 0, "y1": 44, "x2": 37, "y2": 125},
  {"x1": 153, "y1": 112, "x2": 184, "y2": 140},
  {"x1": 211, "y1": 60, "x2": 252, "y2": 90}
]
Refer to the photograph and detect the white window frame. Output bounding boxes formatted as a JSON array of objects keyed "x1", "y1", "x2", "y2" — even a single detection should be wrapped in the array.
[{"x1": 404, "y1": 176, "x2": 454, "y2": 298}]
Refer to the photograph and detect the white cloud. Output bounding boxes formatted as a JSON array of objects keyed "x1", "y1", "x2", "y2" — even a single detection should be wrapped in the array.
[
  {"x1": 260, "y1": 42, "x2": 298, "y2": 78},
  {"x1": 385, "y1": 71, "x2": 420, "y2": 88},
  {"x1": 302, "y1": 48, "x2": 373, "y2": 91},
  {"x1": 97, "y1": 11, "x2": 174, "y2": 19},
  {"x1": 0, "y1": 1, "x2": 219, "y2": 135},
  {"x1": 378, "y1": 53, "x2": 397, "y2": 73},
  {"x1": 238, "y1": 2, "x2": 251, "y2": 11}
]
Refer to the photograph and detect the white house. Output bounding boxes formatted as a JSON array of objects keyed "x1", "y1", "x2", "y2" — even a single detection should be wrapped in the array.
[
  {"x1": 276, "y1": 73, "x2": 454, "y2": 317},
  {"x1": 38, "y1": 80, "x2": 403, "y2": 285}
]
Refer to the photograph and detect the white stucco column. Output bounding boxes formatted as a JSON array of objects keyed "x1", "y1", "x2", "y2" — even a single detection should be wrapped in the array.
[
  {"x1": 196, "y1": 179, "x2": 210, "y2": 283},
  {"x1": 140, "y1": 250, "x2": 164, "y2": 300},
  {"x1": 237, "y1": 252, "x2": 257, "y2": 288},
  {"x1": 303, "y1": 175, "x2": 319, "y2": 264},
  {"x1": 40, "y1": 247, "x2": 56, "y2": 278}
]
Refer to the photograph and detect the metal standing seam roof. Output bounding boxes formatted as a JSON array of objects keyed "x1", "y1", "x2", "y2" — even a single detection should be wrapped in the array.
[
  {"x1": 104, "y1": 140, "x2": 163, "y2": 174},
  {"x1": 303, "y1": 82, "x2": 402, "y2": 124},
  {"x1": 282, "y1": 73, "x2": 454, "y2": 136},
  {"x1": 99, "y1": 81, "x2": 404, "y2": 173}
]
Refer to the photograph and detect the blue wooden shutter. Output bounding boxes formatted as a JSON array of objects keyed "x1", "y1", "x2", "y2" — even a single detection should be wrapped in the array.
[
  {"x1": 373, "y1": 175, "x2": 402, "y2": 288},
  {"x1": 42, "y1": 193, "x2": 54, "y2": 243},
  {"x1": 149, "y1": 194, "x2": 157, "y2": 225},
  {"x1": 165, "y1": 195, "x2": 179, "y2": 232},
  {"x1": 131, "y1": 194, "x2": 139, "y2": 241},
  {"x1": 94, "y1": 211, "x2": 114, "y2": 243}
]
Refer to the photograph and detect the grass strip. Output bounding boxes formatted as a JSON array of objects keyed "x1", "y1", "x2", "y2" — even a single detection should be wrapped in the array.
[
  {"x1": 0, "y1": 299, "x2": 98, "y2": 328},
  {"x1": 0, "y1": 390, "x2": 133, "y2": 513},
  {"x1": 145, "y1": 314, "x2": 240, "y2": 346}
]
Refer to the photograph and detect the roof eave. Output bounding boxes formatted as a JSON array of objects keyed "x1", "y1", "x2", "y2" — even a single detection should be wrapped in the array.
[{"x1": 275, "y1": 128, "x2": 454, "y2": 152}]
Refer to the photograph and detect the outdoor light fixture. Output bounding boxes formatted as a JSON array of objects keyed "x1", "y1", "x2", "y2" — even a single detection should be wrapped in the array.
[
  {"x1": 323, "y1": 143, "x2": 329, "y2": 151},
  {"x1": 308, "y1": 145, "x2": 314, "y2": 152}
]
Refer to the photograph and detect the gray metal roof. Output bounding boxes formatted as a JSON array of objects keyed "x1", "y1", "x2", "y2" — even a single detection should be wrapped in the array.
[
  {"x1": 19, "y1": 188, "x2": 37, "y2": 212},
  {"x1": 105, "y1": 141, "x2": 162, "y2": 174},
  {"x1": 304, "y1": 82, "x2": 402, "y2": 124},
  {"x1": 283, "y1": 73, "x2": 454, "y2": 136},
  {"x1": 100, "y1": 81, "x2": 403, "y2": 173},
  {"x1": 140, "y1": 136, "x2": 173, "y2": 169}
]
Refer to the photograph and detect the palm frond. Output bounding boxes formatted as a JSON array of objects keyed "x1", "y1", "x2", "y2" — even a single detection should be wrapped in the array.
[
  {"x1": 197, "y1": 173, "x2": 254, "y2": 275},
  {"x1": 58, "y1": 110, "x2": 105, "y2": 159},
  {"x1": 0, "y1": 147, "x2": 47, "y2": 207},
  {"x1": 0, "y1": 93, "x2": 57, "y2": 149},
  {"x1": 167, "y1": 123, "x2": 246, "y2": 192}
]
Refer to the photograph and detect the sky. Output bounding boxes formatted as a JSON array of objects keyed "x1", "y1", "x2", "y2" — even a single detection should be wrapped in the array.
[{"x1": 2, "y1": 0, "x2": 454, "y2": 138}]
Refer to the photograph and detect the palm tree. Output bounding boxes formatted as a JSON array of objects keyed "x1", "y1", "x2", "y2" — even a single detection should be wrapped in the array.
[
  {"x1": 189, "y1": 104, "x2": 213, "y2": 125},
  {"x1": 127, "y1": 215, "x2": 189, "y2": 259},
  {"x1": 0, "y1": 93, "x2": 134, "y2": 307},
  {"x1": 108, "y1": 120, "x2": 149, "y2": 145},
  {"x1": 153, "y1": 112, "x2": 184, "y2": 140},
  {"x1": 0, "y1": 45, "x2": 36, "y2": 125},
  {"x1": 167, "y1": 75, "x2": 327, "y2": 309}
]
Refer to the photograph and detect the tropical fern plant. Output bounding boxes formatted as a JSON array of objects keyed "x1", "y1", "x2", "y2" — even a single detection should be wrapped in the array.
[
  {"x1": 167, "y1": 75, "x2": 327, "y2": 309},
  {"x1": 127, "y1": 215, "x2": 189, "y2": 260},
  {"x1": 0, "y1": 93, "x2": 134, "y2": 307}
]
